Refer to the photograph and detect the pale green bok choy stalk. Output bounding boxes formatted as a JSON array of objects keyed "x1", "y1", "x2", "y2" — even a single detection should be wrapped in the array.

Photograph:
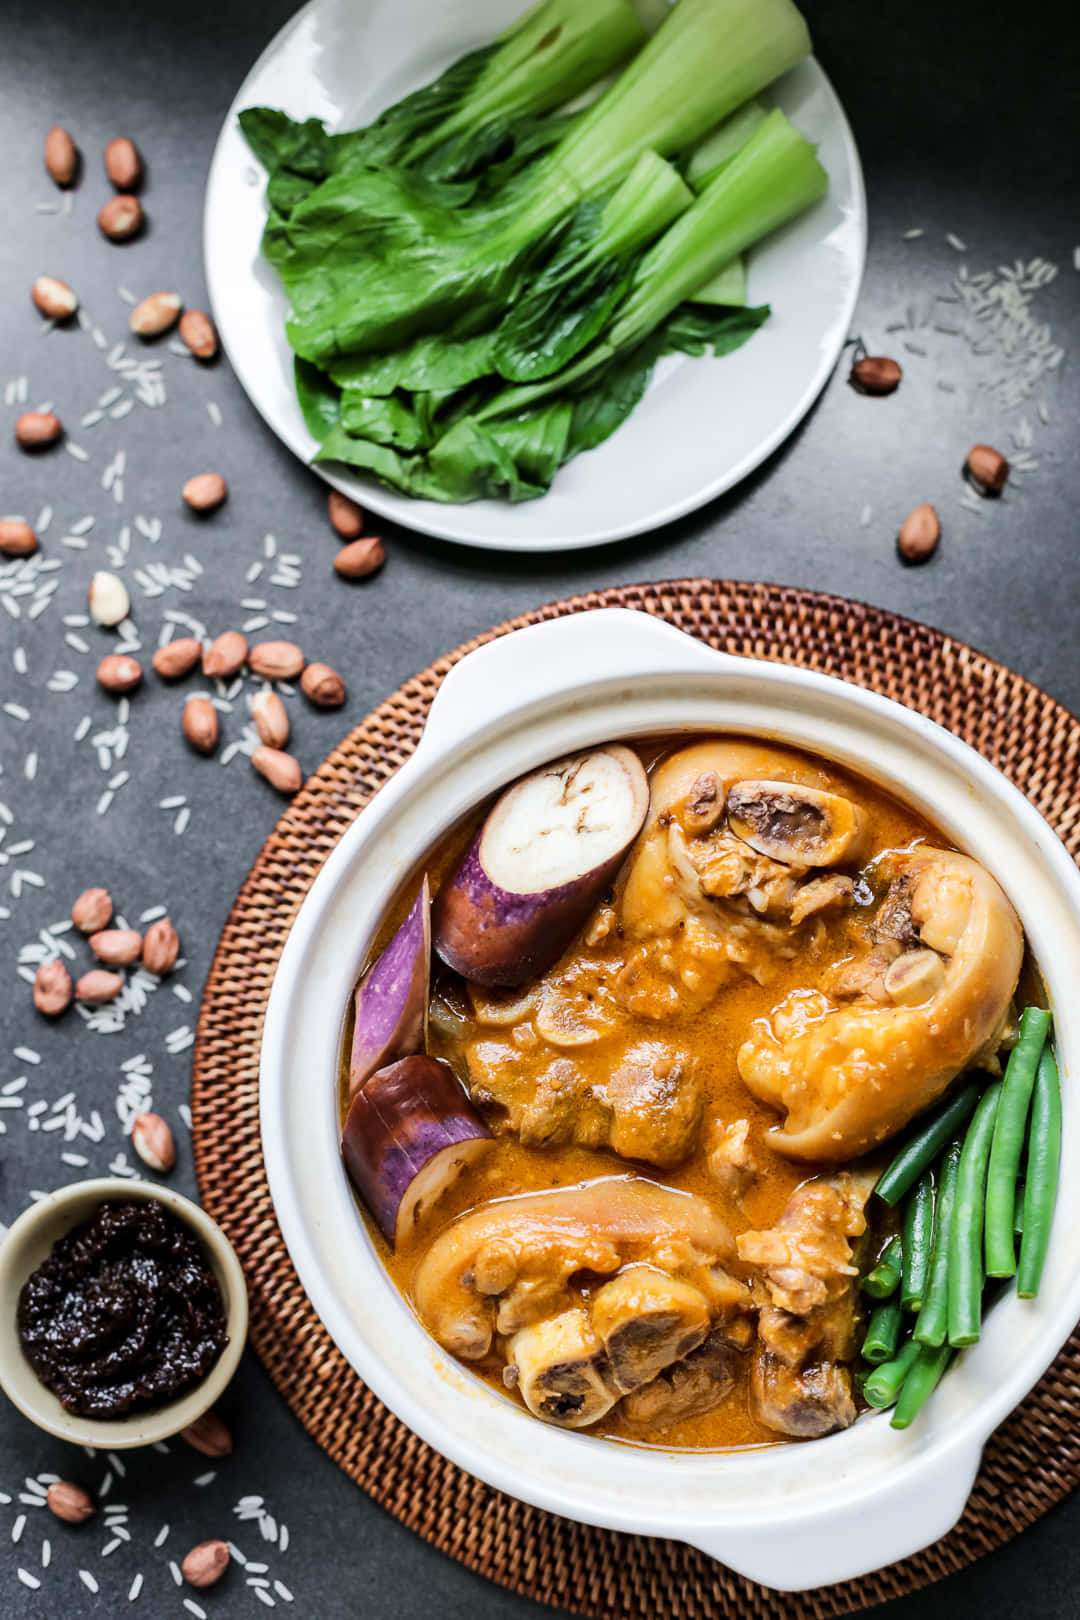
[
  {"x1": 277, "y1": 0, "x2": 813, "y2": 363},
  {"x1": 481, "y1": 107, "x2": 828, "y2": 420}
]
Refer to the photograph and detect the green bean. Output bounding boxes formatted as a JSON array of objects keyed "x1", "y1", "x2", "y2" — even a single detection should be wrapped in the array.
[
  {"x1": 863, "y1": 1339, "x2": 921, "y2": 1409},
  {"x1": 901, "y1": 1168, "x2": 936, "y2": 1312},
  {"x1": 1018, "y1": 1046, "x2": 1062, "y2": 1299},
  {"x1": 947, "y1": 1081, "x2": 1002, "y2": 1347},
  {"x1": 1014, "y1": 1183, "x2": 1025, "y2": 1237},
  {"x1": 985, "y1": 1007, "x2": 1052, "y2": 1277},
  {"x1": 862, "y1": 1234, "x2": 903, "y2": 1299},
  {"x1": 890, "y1": 1343, "x2": 952, "y2": 1430},
  {"x1": 913, "y1": 1137, "x2": 963, "y2": 1347},
  {"x1": 862, "y1": 1294, "x2": 903, "y2": 1364},
  {"x1": 874, "y1": 1083, "x2": 981, "y2": 1207}
]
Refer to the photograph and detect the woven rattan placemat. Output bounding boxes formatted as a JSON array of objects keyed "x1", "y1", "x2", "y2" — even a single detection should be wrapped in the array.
[{"x1": 192, "y1": 580, "x2": 1080, "y2": 1618}]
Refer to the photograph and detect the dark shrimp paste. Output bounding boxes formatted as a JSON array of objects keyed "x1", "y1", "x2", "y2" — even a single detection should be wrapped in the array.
[{"x1": 17, "y1": 1199, "x2": 228, "y2": 1418}]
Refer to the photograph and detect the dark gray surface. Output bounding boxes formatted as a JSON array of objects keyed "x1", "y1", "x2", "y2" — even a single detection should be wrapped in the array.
[{"x1": 1, "y1": 0, "x2": 1078, "y2": 1614}]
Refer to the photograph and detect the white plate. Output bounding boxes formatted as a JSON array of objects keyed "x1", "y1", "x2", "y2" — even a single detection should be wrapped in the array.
[{"x1": 205, "y1": 0, "x2": 866, "y2": 550}]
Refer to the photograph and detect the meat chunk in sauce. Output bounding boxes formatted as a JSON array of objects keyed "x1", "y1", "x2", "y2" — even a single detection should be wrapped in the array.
[
  {"x1": 464, "y1": 1035, "x2": 703, "y2": 1167},
  {"x1": 620, "y1": 1330, "x2": 746, "y2": 1431},
  {"x1": 737, "y1": 1171, "x2": 873, "y2": 1317},
  {"x1": 707, "y1": 1117, "x2": 760, "y2": 1201},
  {"x1": 738, "y1": 850, "x2": 1022, "y2": 1161},
  {"x1": 752, "y1": 1354, "x2": 856, "y2": 1439},
  {"x1": 412, "y1": 1178, "x2": 743, "y2": 1361},
  {"x1": 738, "y1": 1172, "x2": 874, "y2": 1438}
]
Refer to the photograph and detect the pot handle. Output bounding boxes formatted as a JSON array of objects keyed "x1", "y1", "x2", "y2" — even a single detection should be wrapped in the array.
[
  {"x1": 682, "y1": 1439, "x2": 983, "y2": 1593},
  {"x1": 420, "y1": 607, "x2": 727, "y2": 753}
]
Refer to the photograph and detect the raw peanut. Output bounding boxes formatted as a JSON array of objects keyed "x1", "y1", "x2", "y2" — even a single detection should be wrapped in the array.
[
  {"x1": 72, "y1": 887, "x2": 112, "y2": 932},
  {"x1": 252, "y1": 745, "x2": 303, "y2": 795},
  {"x1": 181, "y1": 1540, "x2": 230, "y2": 1590},
  {"x1": 34, "y1": 959, "x2": 73, "y2": 1017},
  {"x1": 89, "y1": 570, "x2": 131, "y2": 627},
  {"x1": 202, "y1": 630, "x2": 247, "y2": 679},
  {"x1": 301, "y1": 662, "x2": 345, "y2": 707},
  {"x1": 965, "y1": 443, "x2": 1009, "y2": 496},
  {"x1": 180, "y1": 1408, "x2": 234, "y2": 1458},
  {"x1": 89, "y1": 928, "x2": 144, "y2": 966},
  {"x1": 0, "y1": 519, "x2": 38, "y2": 558},
  {"x1": 32, "y1": 275, "x2": 78, "y2": 320},
  {"x1": 182, "y1": 472, "x2": 227, "y2": 513},
  {"x1": 252, "y1": 689, "x2": 289, "y2": 749},
  {"x1": 131, "y1": 1111, "x2": 176, "y2": 1173},
  {"x1": 248, "y1": 640, "x2": 305, "y2": 681},
  {"x1": 15, "y1": 411, "x2": 62, "y2": 450},
  {"x1": 104, "y1": 136, "x2": 142, "y2": 191},
  {"x1": 178, "y1": 309, "x2": 218, "y2": 361},
  {"x1": 97, "y1": 653, "x2": 143, "y2": 694},
  {"x1": 334, "y1": 536, "x2": 384, "y2": 580},
  {"x1": 44, "y1": 126, "x2": 78, "y2": 187},
  {"x1": 328, "y1": 489, "x2": 364, "y2": 539},
  {"x1": 897, "y1": 503, "x2": 941, "y2": 564},
  {"x1": 153, "y1": 637, "x2": 203, "y2": 679},
  {"x1": 46, "y1": 1481, "x2": 95, "y2": 1524},
  {"x1": 182, "y1": 696, "x2": 220, "y2": 755},
  {"x1": 75, "y1": 969, "x2": 124, "y2": 1004},
  {"x1": 143, "y1": 917, "x2": 180, "y2": 975},
  {"x1": 130, "y1": 291, "x2": 181, "y2": 337},
  {"x1": 849, "y1": 354, "x2": 902, "y2": 395},
  {"x1": 98, "y1": 194, "x2": 144, "y2": 242}
]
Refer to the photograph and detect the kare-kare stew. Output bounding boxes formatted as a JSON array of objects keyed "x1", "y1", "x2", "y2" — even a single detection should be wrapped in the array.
[{"x1": 340, "y1": 736, "x2": 1059, "y2": 1447}]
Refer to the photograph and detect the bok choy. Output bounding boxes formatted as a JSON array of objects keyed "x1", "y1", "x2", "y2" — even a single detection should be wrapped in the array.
[{"x1": 242, "y1": 0, "x2": 827, "y2": 505}]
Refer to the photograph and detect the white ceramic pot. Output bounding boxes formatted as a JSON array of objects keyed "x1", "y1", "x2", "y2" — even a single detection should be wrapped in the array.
[{"x1": 260, "y1": 608, "x2": 1080, "y2": 1591}]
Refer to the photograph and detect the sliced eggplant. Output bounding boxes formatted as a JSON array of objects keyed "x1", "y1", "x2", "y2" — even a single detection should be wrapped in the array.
[
  {"x1": 349, "y1": 878, "x2": 430, "y2": 1097},
  {"x1": 342, "y1": 1055, "x2": 492, "y2": 1249},
  {"x1": 433, "y1": 745, "x2": 650, "y2": 988}
]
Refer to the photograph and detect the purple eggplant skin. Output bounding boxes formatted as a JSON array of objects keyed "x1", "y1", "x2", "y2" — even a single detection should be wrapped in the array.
[
  {"x1": 342, "y1": 1056, "x2": 492, "y2": 1248},
  {"x1": 433, "y1": 840, "x2": 629, "y2": 989},
  {"x1": 349, "y1": 877, "x2": 431, "y2": 1098},
  {"x1": 432, "y1": 744, "x2": 650, "y2": 989}
]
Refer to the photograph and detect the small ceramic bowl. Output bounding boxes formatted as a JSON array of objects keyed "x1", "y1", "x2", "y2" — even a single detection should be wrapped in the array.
[{"x1": 0, "y1": 1178, "x2": 248, "y2": 1448}]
